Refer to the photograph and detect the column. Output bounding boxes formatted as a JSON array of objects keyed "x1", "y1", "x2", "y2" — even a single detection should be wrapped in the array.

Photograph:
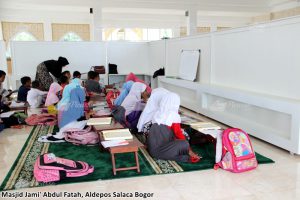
[
  {"x1": 186, "y1": 8, "x2": 197, "y2": 36},
  {"x1": 0, "y1": 20, "x2": 3, "y2": 40},
  {"x1": 210, "y1": 25, "x2": 217, "y2": 32},
  {"x1": 173, "y1": 27, "x2": 180, "y2": 38},
  {"x1": 44, "y1": 21, "x2": 52, "y2": 41},
  {"x1": 92, "y1": 5, "x2": 103, "y2": 41}
]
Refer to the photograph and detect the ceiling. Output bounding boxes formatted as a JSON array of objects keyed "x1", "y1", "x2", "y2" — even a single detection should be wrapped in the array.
[
  {"x1": 0, "y1": 0, "x2": 295, "y2": 12},
  {"x1": 0, "y1": 0, "x2": 297, "y2": 28}
]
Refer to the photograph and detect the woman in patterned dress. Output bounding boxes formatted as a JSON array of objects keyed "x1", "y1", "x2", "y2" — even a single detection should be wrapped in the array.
[{"x1": 35, "y1": 56, "x2": 69, "y2": 91}]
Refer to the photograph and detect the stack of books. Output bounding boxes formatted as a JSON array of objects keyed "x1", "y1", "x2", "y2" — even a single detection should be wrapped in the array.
[
  {"x1": 101, "y1": 140, "x2": 129, "y2": 148},
  {"x1": 102, "y1": 129, "x2": 133, "y2": 141},
  {"x1": 87, "y1": 117, "x2": 112, "y2": 125},
  {"x1": 190, "y1": 122, "x2": 221, "y2": 132}
]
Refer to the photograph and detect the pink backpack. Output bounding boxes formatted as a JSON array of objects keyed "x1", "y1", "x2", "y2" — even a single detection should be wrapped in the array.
[
  {"x1": 25, "y1": 114, "x2": 57, "y2": 126},
  {"x1": 34, "y1": 153, "x2": 94, "y2": 183},
  {"x1": 216, "y1": 128, "x2": 258, "y2": 173},
  {"x1": 64, "y1": 126, "x2": 100, "y2": 145}
]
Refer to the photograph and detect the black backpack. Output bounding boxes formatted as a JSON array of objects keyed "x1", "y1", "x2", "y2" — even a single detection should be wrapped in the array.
[
  {"x1": 108, "y1": 63, "x2": 118, "y2": 74},
  {"x1": 153, "y1": 67, "x2": 165, "y2": 78}
]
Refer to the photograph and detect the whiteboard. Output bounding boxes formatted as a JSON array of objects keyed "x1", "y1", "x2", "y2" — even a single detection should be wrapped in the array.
[
  {"x1": 178, "y1": 50, "x2": 200, "y2": 81},
  {"x1": 107, "y1": 41, "x2": 149, "y2": 75},
  {"x1": 11, "y1": 41, "x2": 107, "y2": 83},
  {"x1": 166, "y1": 35, "x2": 211, "y2": 83}
]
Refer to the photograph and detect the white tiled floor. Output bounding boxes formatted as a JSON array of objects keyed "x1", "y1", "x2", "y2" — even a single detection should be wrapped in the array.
[{"x1": 1, "y1": 110, "x2": 300, "y2": 200}]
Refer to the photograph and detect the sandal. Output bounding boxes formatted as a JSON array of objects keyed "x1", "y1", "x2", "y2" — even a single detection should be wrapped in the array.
[
  {"x1": 189, "y1": 155, "x2": 201, "y2": 163},
  {"x1": 38, "y1": 136, "x2": 65, "y2": 143}
]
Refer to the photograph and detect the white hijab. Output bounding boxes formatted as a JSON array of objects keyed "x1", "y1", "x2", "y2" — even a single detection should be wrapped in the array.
[
  {"x1": 137, "y1": 88, "x2": 170, "y2": 132},
  {"x1": 152, "y1": 92, "x2": 181, "y2": 126},
  {"x1": 121, "y1": 82, "x2": 147, "y2": 116}
]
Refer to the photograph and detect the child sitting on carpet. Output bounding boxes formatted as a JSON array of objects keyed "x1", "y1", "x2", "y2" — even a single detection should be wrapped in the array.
[
  {"x1": 39, "y1": 78, "x2": 88, "y2": 143},
  {"x1": 120, "y1": 82, "x2": 150, "y2": 129},
  {"x1": 27, "y1": 81, "x2": 48, "y2": 108},
  {"x1": 17, "y1": 76, "x2": 31, "y2": 102},
  {"x1": 45, "y1": 82, "x2": 63, "y2": 114},
  {"x1": 0, "y1": 70, "x2": 12, "y2": 104},
  {"x1": 62, "y1": 70, "x2": 71, "y2": 80},
  {"x1": 58, "y1": 75, "x2": 69, "y2": 97},
  {"x1": 146, "y1": 92, "x2": 201, "y2": 163},
  {"x1": 85, "y1": 71, "x2": 102, "y2": 94},
  {"x1": 73, "y1": 71, "x2": 81, "y2": 79}
]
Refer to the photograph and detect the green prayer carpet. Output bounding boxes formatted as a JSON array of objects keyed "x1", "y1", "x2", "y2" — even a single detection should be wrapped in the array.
[{"x1": 0, "y1": 125, "x2": 274, "y2": 191}]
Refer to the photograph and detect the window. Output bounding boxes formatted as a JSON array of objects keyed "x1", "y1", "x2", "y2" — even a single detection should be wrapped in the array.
[
  {"x1": 117, "y1": 29, "x2": 125, "y2": 40},
  {"x1": 6, "y1": 31, "x2": 37, "y2": 58},
  {"x1": 103, "y1": 28, "x2": 173, "y2": 41},
  {"x1": 160, "y1": 29, "x2": 173, "y2": 39},
  {"x1": 60, "y1": 32, "x2": 82, "y2": 42}
]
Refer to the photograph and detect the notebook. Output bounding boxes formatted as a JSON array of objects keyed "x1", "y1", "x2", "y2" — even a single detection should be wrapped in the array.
[
  {"x1": 92, "y1": 102, "x2": 107, "y2": 107},
  {"x1": 190, "y1": 122, "x2": 221, "y2": 131},
  {"x1": 10, "y1": 101, "x2": 25, "y2": 107},
  {"x1": 101, "y1": 140, "x2": 129, "y2": 148},
  {"x1": 200, "y1": 129, "x2": 223, "y2": 138},
  {"x1": 0, "y1": 111, "x2": 15, "y2": 118},
  {"x1": 102, "y1": 129, "x2": 133, "y2": 141},
  {"x1": 94, "y1": 108, "x2": 111, "y2": 116},
  {"x1": 180, "y1": 115, "x2": 200, "y2": 124},
  {"x1": 87, "y1": 117, "x2": 112, "y2": 125}
]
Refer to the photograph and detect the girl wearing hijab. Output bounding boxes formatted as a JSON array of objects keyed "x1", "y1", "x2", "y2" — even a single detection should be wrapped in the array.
[
  {"x1": 121, "y1": 82, "x2": 147, "y2": 116},
  {"x1": 45, "y1": 82, "x2": 62, "y2": 114},
  {"x1": 147, "y1": 92, "x2": 201, "y2": 163},
  {"x1": 57, "y1": 78, "x2": 81, "y2": 110},
  {"x1": 114, "y1": 81, "x2": 134, "y2": 106},
  {"x1": 137, "y1": 87, "x2": 170, "y2": 133},
  {"x1": 45, "y1": 82, "x2": 62, "y2": 106},
  {"x1": 125, "y1": 72, "x2": 152, "y2": 94},
  {"x1": 35, "y1": 56, "x2": 69, "y2": 91},
  {"x1": 39, "y1": 83, "x2": 86, "y2": 143},
  {"x1": 112, "y1": 82, "x2": 148, "y2": 128}
]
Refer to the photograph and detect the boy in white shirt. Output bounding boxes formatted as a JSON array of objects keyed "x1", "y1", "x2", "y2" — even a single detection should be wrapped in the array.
[{"x1": 27, "y1": 80, "x2": 48, "y2": 108}]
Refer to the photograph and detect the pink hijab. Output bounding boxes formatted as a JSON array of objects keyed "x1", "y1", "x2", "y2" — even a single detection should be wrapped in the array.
[
  {"x1": 125, "y1": 72, "x2": 152, "y2": 93},
  {"x1": 45, "y1": 82, "x2": 62, "y2": 106}
]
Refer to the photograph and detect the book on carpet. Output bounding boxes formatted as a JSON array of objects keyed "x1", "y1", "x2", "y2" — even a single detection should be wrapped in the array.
[
  {"x1": 0, "y1": 111, "x2": 15, "y2": 118},
  {"x1": 94, "y1": 108, "x2": 111, "y2": 116},
  {"x1": 87, "y1": 117, "x2": 112, "y2": 125},
  {"x1": 200, "y1": 129, "x2": 223, "y2": 138},
  {"x1": 101, "y1": 140, "x2": 129, "y2": 148},
  {"x1": 180, "y1": 115, "x2": 200, "y2": 124},
  {"x1": 10, "y1": 101, "x2": 25, "y2": 107},
  {"x1": 102, "y1": 129, "x2": 133, "y2": 140},
  {"x1": 190, "y1": 122, "x2": 221, "y2": 131},
  {"x1": 93, "y1": 106, "x2": 107, "y2": 111},
  {"x1": 92, "y1": 102, "x2": 107, "y2": 107}
]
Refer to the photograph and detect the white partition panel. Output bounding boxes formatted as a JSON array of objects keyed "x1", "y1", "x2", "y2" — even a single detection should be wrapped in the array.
[
  {"x1": 166, "y1": 35, "x2": 211, "y2": 83},
  {"x1": 11, "y1": 41, "x2": 107, "y2": 89},
  {"x1": 212, "y1": 17, "x2": 300, "y2": 100},
  {"x1": 107, "y1": 41, "x2": 149, "y2": 75},
  {"x1": 159, "y1": 77, "x2": 300, "y2": 154},
  {"x1": 148, "y1": 40, "x2": 166, "y2": 74},
  {"x1": 148, "y1": 40, "x2": 166, "y2": 88},
  {"x1": 0, "y1": 41, "x2": 8, "y2": 88}
]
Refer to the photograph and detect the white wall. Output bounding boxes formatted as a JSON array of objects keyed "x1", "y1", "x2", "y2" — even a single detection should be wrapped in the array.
[
  {"x1": 157, "y1": 16, "x2": 300, "y2": 154},
  {"x1": 10, "y1": 41, "x2": 153, "y2": 88},
  {"x1": 212, "y1": 17, "x2": 300, "y2": 100},
  {"x1": 107, "y1": 41, "x2": 149, "y2": 75},
  {"x1": 10, "y1": 41, "x2": 106, "y2": 88},
  {"x1": 148, "y1": 40, "x2": 166, "y2": 74}
]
